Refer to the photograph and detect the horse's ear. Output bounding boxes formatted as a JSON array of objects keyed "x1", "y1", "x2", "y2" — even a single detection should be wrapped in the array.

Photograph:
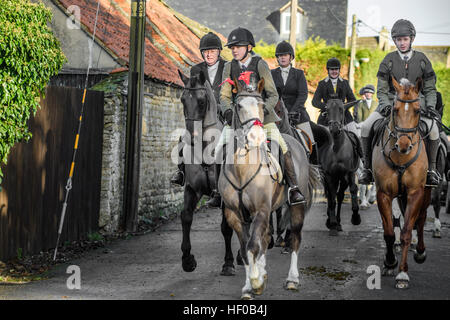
[
  {"x1": 391, "y1": 76, "x2": 401, "y2": 93},
  {"x1": 233, "y1": 77, "x2": 242, "y2": 94},
  {"x1": 257, "y1": 78, "x2": 265, "y2": 94},
  {"x1": 344, "y1": 99, "x2": 361, "y2": 111},
  {"x1": 178, "y1": 69, "x2": 189, "y2": 86},
  {"x1": 415, "y1": 77, "x2": 423, "y2": 94}
]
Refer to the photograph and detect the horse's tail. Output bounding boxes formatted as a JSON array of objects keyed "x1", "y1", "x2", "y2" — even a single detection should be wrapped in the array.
[{"x1": 306, "y1": 164, "x2": 323, "y2": 210}]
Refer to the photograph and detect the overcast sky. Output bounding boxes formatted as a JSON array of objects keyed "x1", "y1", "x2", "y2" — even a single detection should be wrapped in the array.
[{"x1": 347, "y1": 0, "x2": 450, "y2": 46}]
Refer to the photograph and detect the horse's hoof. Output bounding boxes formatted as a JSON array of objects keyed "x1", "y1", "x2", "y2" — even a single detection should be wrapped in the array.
[
  {"x1": 395, "y1": 280, "x2": 409, "y2": 289},
  {"x1": 326, "y1": 218, "x2": 331, "y2": 230},
  {"x1": 241, "y1": 292, "x2": 253, "y2": 300},
  {"x1": 394, "y1": 243, "x2": 402, "y2": 253},
  {"x1": 382, "y1": 267, "x2": 396, "y2": 277},
  {"x1": 251, "y1": 276, "x2": 267, "y2": 295},
  {"x1": 274, "y1": 235, "x2": 284, "y2": 247},
  {"x1": 182, "y1": 254, "x2": 197, "y2": 272},
  {"x1": 285, "y1": 281, "x2": 299, "y2": 291},
  {"x1": 433, "y1": 230, "x2": 441, "y2": 238},
  {"x1": 236, "y1": 251, "x2": 244, "y2": 266},
  {"x1": 220, "y1": 265, "x2": 236, "y2": 276},
  {"x1": 414, "y1": 250, "x2": 427, "y2": 264},
  {"x1": 329, "y1": 229, "x2": 338, "y2": 236},
  {"x1": 351, "y1": 213, "x2": 361, "y2": 225}
]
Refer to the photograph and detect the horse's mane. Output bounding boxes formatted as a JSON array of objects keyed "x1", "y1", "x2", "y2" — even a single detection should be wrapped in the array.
[{"x1": 399, "y1": 78, "x2": 413, "y2": 95}]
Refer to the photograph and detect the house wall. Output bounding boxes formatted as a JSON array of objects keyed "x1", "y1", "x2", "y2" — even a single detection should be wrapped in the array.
[{"x1": 93, "y1": 74, "x2": 184, "y2": 233}]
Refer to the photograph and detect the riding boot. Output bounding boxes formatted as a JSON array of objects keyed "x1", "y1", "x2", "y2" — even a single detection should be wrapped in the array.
[
  {"x1": 284, "y1": 151, "x2": 306, "y2": 205},
  {"x1": 426, "y1": 138, "x2": 440, "y2": 187},
  {"x1": 359, "y1": 137, "x2": 373, "y2": 184},
  {"x1": 205, "y1": 164, "x2": 222, "y2": 208}
]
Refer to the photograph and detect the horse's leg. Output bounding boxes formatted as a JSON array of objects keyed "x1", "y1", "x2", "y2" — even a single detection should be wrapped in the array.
[
  {"x1": 221, "y1": 206, "x2": 235, "y2": 276},
  {"x1": 349, "y1": 172, "x2": 361, "y2": 225},
  {"x1": 393, "y1": 207, "x2": 402, "y2": 253},
  {"x1": 432, "y1": 187, "x2": 441, "y2": 238},
  {"x1": 414, "y1": 189, "x2": 431, "y2": 264},
  {"x1": 181, "y1": 187, "x2": 200, "y2": 272},
  {"x1": 275, "y1": 207, "x2": 284, "y2": 246},
  {"x1": 247, "y1": 210, "x2": 270, "y2": 295},
  {"x1": 359, "y1": 183, "x2": 369, "y2": 208},
  {"x1": 224, "y1": 207, "x2": 251, "y2": 299},
  {"x1": 336, "y1": 179, "x2": 347, "y2": 232},
  {"x1": 285, "y1": 206, "x2": 305, "y2": 291},
  {"x1": 325, "y1": 175, "x2": 338, "y2": 236},
  {"x1": 368, "y1": 184, "x2": 377, "y2": 204},
  {"x1": 377, "y1": 191, "x2": 398, "y2": 276},
  {"x1": 396, "y1": 189, "x2": 425, "y2": 289}
]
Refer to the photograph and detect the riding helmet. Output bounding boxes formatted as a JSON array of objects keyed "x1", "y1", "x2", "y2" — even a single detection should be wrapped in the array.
[
  {"x1": 275, "y1": 41, "x2": 295, "y2": 57},
  {"x1": 326, "y1": 57, "x2": 341, "y2": 70},
  {"x1": 225, "y1": 27, "x2": 255, "y2": 47},
  {"x1": 391, "y1": 19, "x2": 416, "y2": 39},
  {"x1": 199, "y1": 32, "x2": 222, "y2": 51}
]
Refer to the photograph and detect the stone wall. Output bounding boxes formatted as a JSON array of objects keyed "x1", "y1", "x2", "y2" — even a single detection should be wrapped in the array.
[{"x1": 93, "y1": 73, "x2": 184, "y2": 233}]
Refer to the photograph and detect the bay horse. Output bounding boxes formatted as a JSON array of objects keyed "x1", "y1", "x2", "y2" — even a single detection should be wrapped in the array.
[
  {"x1": 176, "y1": 70, "x2": 237, "y2": 276},
  {"x1": 318, "y1": 98, "x2": 362, "y2": 236},
  {"x1": 373, "y1": 77, "x2": 430, "y2": 289},
  {"x1": 219, "y1": 78, "x2": 320, "y2": 299}
]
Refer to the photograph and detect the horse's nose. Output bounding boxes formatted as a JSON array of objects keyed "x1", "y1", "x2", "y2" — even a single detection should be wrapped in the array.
[{"x1": 395, "y1": 143, "x2": 399, "y2": 150}]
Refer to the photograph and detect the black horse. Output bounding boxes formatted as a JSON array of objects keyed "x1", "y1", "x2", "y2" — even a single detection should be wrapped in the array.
[
  {"x1": 176, "y1": 70, "x2": 236, "y2": 275},
  {"x1": 318, "y1": 98, "x2": 361, "y2": 235}
]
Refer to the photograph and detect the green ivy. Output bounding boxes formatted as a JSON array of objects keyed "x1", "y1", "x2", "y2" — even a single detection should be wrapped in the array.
[{"x1": 0, "y1": 0, "x2": 66, "y2": 182}]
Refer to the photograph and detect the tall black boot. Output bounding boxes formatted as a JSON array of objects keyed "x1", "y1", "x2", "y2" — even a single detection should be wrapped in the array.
[
  {"x1": 205, "y1": 164, "x2": 222, "y2": 208},
  {"x1": 284, "y1": 151, "x2": 306, "y2": 205},
  {"x1": 359, "y1": 137, "x2": 373, "y2": 184},
  {"x1": 310, "y1": 143, "x2": 319, "y2": 165},
  {"x1": 170, "y1": 140, "x2": 185, "y2": 186},
  {"x1": 426, "y1": 138, "x2": 440, "y2": 187}
]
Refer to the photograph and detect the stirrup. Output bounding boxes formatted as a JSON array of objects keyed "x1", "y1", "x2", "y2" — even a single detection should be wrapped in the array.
[{"x1": 288, "y1": 186, "x2": 306, "y2": 206}]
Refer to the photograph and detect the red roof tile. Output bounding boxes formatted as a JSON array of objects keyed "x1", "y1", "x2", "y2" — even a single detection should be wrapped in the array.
[{"x1": 55, "y1": 0, "x2": 211, "y2": 86}]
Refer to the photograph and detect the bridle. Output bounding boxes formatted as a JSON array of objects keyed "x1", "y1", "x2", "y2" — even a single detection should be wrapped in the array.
[
  {"x1": 182, "y1": 86, "x2": 216, "y2": 129},
  {"x1": 233, "y1": 92, "x2": 265, "y2": 149},
  {"x1": 389, "y1": 95, "x2": 421, "y2": 145}
]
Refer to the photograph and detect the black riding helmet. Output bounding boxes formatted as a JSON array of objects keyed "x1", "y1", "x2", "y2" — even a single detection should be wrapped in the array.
[
  {"x1": 225, "y1": 27, "x2": 255, "y2": 47},
  {"x1": 326, "y1": 57, "x2": 341, "y2": 70},
  {"x1": 199, "y1": 32, "x2": 222, "y2": 51},
  {"x1": 391, "y1": 19, "x2": 416, "y2": 39},
  {"x1": 275, "y1": 41, "x2": 294, "y2": 58}
]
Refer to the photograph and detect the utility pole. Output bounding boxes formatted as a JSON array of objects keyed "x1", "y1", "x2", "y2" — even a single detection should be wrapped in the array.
[
  {"x1": 348, "y1": 14, "x2": 357, "y2": 90},
  {"x1": 289, "y1": 0, "x2": 297, "y2": 52},
  {"x1": 123, "y1": 0, "x2": 146, "y2": 232}
]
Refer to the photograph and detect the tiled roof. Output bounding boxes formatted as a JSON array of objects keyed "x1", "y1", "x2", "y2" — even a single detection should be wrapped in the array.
[{"x1": 54, "y1": 0, "x2": 223, "y2": 86}]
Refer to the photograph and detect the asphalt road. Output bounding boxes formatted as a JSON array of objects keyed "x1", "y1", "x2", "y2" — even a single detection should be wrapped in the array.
[{"x1": 1, "y1": 198, "x2": 450, "y2": 300}]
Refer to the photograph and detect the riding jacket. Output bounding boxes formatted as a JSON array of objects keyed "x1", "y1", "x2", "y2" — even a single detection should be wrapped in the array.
[
  {"x1": 376, "y1": 50, "x2": 437, "y2": 113},
  {"x1": 312, "y1": 76, "x2": 356, "y2": 125},
  {"x1": 220, "y1": 54, "x2": 280, "y2": 124},
  {"x1": 271, "y1": 66, "x2": 310, "y2": 123},
  {"x1": 190, "y1": 57, "x2": 227, "y2": 106}
]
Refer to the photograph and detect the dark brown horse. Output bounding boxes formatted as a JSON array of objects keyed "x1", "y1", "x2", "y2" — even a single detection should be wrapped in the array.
[{"x1": 373, "y1": 77, "x2": 430, "y2": 289}]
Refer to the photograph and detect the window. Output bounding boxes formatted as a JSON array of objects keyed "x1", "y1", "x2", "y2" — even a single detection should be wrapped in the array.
[{"x1": 280, "y1": 11, "x2": 301, "y2": 35}]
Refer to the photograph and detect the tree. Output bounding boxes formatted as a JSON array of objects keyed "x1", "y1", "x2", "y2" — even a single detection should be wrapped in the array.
[{"x1": 0, "y1": 0, "x2": 66, "y2": 182}]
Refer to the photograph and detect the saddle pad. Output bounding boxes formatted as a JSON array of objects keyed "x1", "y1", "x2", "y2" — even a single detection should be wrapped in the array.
[{"x1": 372, "y1": 118, "x2": 389, "y2": 148}]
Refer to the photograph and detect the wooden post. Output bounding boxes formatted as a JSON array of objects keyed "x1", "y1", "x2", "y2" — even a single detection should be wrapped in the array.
[
  {"x1": 348, "y1": 14, "x2": 357, "y2": 90},
  {"x1": 123, "y1": 0, "x2": 146, "y2": 232},
  {"x1": 289, "y1": 0, "x2": 297, "y2": 52}
]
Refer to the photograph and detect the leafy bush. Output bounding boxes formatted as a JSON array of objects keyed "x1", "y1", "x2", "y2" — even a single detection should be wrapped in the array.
[
  {"x1": 0, "y1": 0, "x2": 65, "y2": 182},
  {"x1": 434, "y1": 62, "x2": 450, "y2": 132}
]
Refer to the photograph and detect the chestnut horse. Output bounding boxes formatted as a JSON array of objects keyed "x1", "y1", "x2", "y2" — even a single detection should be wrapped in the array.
[
  {"x1": 219, "y1": 79, "x2": 320, "y2": 299},
  {"x1": 373, "y1": 77, "x2": 430, "y2": 289}
]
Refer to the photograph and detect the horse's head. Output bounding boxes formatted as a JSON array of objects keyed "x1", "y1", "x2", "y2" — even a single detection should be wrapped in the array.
[
  {"x1": 178, "y1": 70, "x2": 212, "y2": 143},
  {"x1": 324, "y1": 97, "x2": 358, "y2": 136},
  {"x1": 391, "y1": 77, "x2": 422, "y2": 154},
  {"x1": 233, "y1": 76, "x2": 266, "y2": 149}
]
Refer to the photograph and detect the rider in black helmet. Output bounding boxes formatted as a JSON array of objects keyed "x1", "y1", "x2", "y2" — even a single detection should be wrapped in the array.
[
  {"x1": 170, "y1": 32, "x2": 227, "y2": 207},
  {"x1": 271, "y1": 41, "x2": 318, "y2": 164},
  {"x1": 359, "y1": 19, "x2": 441, "y2": 186},
  {"x1": 217, "y1": 28, "x2": 306, "y2": 205},
  {"x1": 312, "y1": 57, "x2": 357, "y2": 132}
]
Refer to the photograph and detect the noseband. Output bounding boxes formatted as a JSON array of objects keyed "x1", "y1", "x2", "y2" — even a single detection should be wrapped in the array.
[{"x1": 390, "y1": 96, "x2": 421, "y2": 145}]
